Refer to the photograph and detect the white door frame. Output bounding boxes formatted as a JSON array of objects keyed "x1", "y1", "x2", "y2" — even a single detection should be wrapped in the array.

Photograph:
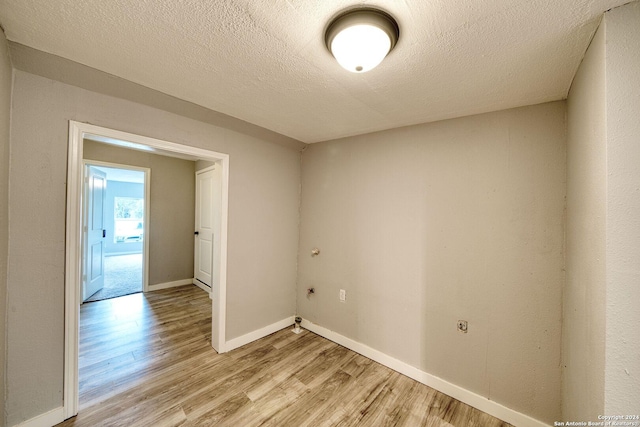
[
  {"x1": 64, "y1": 121, "x2": 230, "y2": 420},
  {"x1": 83, "y1": 160, "x2": 151, "y2": 294}
]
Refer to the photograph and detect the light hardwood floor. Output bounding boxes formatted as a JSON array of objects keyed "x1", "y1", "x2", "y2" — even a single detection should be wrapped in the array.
[{"x1": 57, "y1": 285, "x2": 512, "y2": 427}]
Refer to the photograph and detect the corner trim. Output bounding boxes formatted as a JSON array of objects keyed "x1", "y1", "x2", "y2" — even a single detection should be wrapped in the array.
[
  {"x1": 300, "y1": 319, "x2": 548, "y2": 427},
  {"x1": 223, "y1": 317, "x2": 295, "y2": 353},
  {"x1": 148, "y1": 279, "x2": 194, "y2": 292},
  {"x1": 13, "y1": 407, "x2": 64, "y2": 427}
]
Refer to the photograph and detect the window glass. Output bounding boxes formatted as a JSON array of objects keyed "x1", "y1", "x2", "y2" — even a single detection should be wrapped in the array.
[{"x1": 114, "y1": 197, "x2": 144, "y2": 243}]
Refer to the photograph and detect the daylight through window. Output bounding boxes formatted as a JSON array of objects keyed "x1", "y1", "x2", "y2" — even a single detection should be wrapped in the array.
[{"x1": 114, "y1": 197, "x2": 144, "y2": 243}]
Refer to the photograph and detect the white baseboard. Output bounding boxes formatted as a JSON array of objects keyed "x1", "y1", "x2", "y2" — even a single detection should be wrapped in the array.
[
  {"x1": 148, "y1": 278, "x2": 194, "y2": 292},
  {"x1": 14, "y1": 406, "x2": 64, "y2": 427},
  {"x1": 18, "y1": 317, "x2": 545, "y2": 427},
  {"x1": 191, "y1": 278, "x2": 211, "y2": 293},
  {"x1": 224, "y1": 316, "x2": 295, "y2": 353},
  {"x1": 300, "y1": 319, "x2": 547, "y2": 427}
]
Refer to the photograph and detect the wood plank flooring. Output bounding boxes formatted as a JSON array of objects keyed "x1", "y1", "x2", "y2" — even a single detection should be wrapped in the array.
[{"x1": 57, "y1": 285, "x2": 512, "y2": 427}]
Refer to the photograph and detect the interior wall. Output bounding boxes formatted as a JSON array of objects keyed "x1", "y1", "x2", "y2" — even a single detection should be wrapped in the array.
[
  {"x1": 196, "y1": 159, "x2": 216, "y2": 171},
  {"x1": 297, "y1": 102, "x2": 566, "y2": 423},
  {"x1": 603, "y1": 2, "x2": 640, "y2": 413},
  {"x1": 84, "y1": 141, "x2": 195, "y2": 284},
  {"x1": 0, "y1": 29, "x2": 13, "y2": 427},
  {"x1": 564, "y1": 22, "x2": 606, "y2": 421},
  {"x1": 8, "y1": 42, "x2": 304, "y2": 152},
  {"x1": 5, "y1": 70, "x2": 300, "y2": 425}
]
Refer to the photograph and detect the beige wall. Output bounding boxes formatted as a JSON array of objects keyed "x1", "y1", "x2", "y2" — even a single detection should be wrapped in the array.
[
  {"x1": 0, "y1": 29, "x2": 13, "y2": 427},
  {"x1": 8, "y1": 42, "x2": 304, "y2": 152},
  {"x1": 6, "y1": 71, "x2": 300, "y2": 425},
  {"x1": 603, "y1": 2, "x2": 640, "y2": 413},
  {"x1": 83, "y1": 140, "x2": 196, "y2": 285},
  {"x1": 564, "y1": 22, "x2": 606, "y2": 421},
  {"x1": 297, "y1": 102, "x2": 566, "y2": 423},
  {"x1": 564, "y1": 2, "x2": 640, "y2": 418}
]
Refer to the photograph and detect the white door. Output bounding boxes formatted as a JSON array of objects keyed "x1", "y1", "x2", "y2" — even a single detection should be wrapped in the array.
[
  {"x1": 194, "y1": 169, "x2": 215, "y2": 288},
  {"x1": 83, "y1": 166, "x2": 107, "y2": 301}
]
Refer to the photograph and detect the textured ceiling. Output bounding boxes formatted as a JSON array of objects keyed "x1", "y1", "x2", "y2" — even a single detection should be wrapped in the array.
[{"x1": 0, "y1": 0, "x2": 630, "y2": 143}]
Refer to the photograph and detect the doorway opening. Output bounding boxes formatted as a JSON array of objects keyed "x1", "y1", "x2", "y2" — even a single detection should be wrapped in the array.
[
  {"x1": 65, "y1": 122, "x2": 230, "y2": 420},
  {"x1": 82, "y1": 163, "x2": 149, "y2": 303}
]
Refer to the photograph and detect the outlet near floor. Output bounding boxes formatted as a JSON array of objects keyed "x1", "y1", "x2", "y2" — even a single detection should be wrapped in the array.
[{"x1": 339, "y1": 289, "x2": 346, "y2": 302}]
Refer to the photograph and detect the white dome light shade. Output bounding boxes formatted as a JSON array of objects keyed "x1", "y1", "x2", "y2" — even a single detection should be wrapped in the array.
[
  {"x1": 325, "y1": 8, "x2": 399, "y2": 73},
  {"x1": 331, "y1": 24, "x2": 391, "y2": 73}
]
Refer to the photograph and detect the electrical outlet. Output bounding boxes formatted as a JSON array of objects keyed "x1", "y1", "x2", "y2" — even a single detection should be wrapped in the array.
[
  {"x1": 339, "y1": 289, "x2": 346, "y2": 302},
  {"x1": 457, "y1": 320, "x2": 468, "y2": 333}
]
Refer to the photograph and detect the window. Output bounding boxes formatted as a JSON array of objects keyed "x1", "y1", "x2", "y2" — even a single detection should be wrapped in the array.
[{"x1": 114, "y1": 197, "x2": 144, "y2": 243}]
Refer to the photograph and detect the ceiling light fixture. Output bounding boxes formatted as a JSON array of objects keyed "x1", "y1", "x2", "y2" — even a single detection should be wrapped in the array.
[{"x1": 325, "y1": 7, "x2": 399, "y2": 73}]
